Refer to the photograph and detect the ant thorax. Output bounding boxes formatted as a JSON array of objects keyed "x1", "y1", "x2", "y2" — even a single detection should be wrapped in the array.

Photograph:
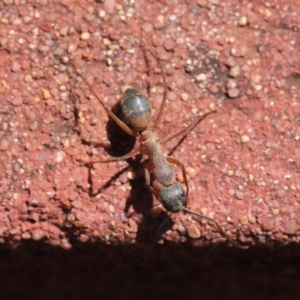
[{"x1": 141, "y1": 134, "x2": 174, "y2": 186}]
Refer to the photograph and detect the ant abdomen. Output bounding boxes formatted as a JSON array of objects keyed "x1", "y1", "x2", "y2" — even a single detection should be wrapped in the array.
[
  {"x1": 121, "y1": 88, "x2": 152, "y2": 132},
  {"x1": 158, "y1": 182, "x2": 187, "y2": 213}
]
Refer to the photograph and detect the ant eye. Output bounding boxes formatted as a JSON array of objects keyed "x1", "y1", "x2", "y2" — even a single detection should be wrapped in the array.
[{"x1": 158, "y1": 183, "x2": 187, "y2": 213}]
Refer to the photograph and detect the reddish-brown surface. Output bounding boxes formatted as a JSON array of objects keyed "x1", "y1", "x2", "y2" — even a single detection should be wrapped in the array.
[{"x1": 0, "y1": 0, "x2": 300, "y2": 298}]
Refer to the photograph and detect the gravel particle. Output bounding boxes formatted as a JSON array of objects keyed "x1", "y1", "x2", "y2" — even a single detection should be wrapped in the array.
[
  {"x1": 228, "y1": 88, "x2": 239, "y2": 98},
  {"x1": 251, "y1": 73, "x2": 261, "y2": 83},
  {"x1": 67, "y1": 43, "x2": 77, "y2": 54},
  {"x1": 80, "y1": 32, "x2": 90, "y2": 40},
  {"x1": 54, "y1": 150, "x2": 66, "y2": 163},
  {"x1": 209, "y1": 85, "x2": 219, "y2": 93},
  {"x1": 60, "y1": 239, "x2": 72, "y2": 250},
  {"x1": 196, "y1": 73, "x2": 207, "y2": 82},
  {"x1": 29, "y1": 121, "x2": 39, "y2": 131},
  {"x1": 284, "y1": 220, "x2": 298, "y2": 235},
  {"x1": 108, "y1": 204, "x2": 115, "y2": 213},
  {"x1": 241, "y1": 135, "x2": 250, "y2": 143},
  {"x1": 235, "y1": 191, "x2": 244, "y2": 200},
  {"x1": 156, "y1": 15, "x2": 165, "y2": 25},
  {"x1": 239, "y1": 215, "x2": 249, "y2": 225},
  {"x1": 229, "y1": 65, "x2": 240, "y2": 77},
  {"x1": 186, "y1": 166, "x2": 197, "y2": 178},
  {"x1": 164, "y1": 39, "x2": 176, "y2": 51},
  {"x1": 42, "y1": 89, "x2": 52, "y2": 100},
  {"x1": 24, "y1": 74, "x2": 33, "y2": 83},
  {"x1": 180, "y1": 92, "x2": 189, "y2": 101},
  {"x1": 32, "y1": 229, "x2": 44, "y2": 241},
  {"x1": 79, "y1": 234, "x2": 89, "y2": 242},
  {"x1": 177, "y1": 223, "x2": 186, "y2": 233},
  {"x1": 228, "y1": 189, "x2": 235, "y2": 196},
  {"x1": 59, "y1": 26, "x2": 69, "y2": 36},
  {"x1": 238, "y1": 16, "x2": 248, "y2": 26},
  {"x1": 0, "y1": 137, "x2": 10, "y2": 151},
  {"x1": 227, "y1": 170, "x2": 234, "y2": 176},
  {"x1": 142, "y1": 22, "x2": 153, "y2": 33},
  {"x1": 186, "y1": 224, "x2": 201, "y2": 239},
  {"x1": 21, "y1": 232, "x2": 31, "y2": 239},
  {"x1": 248, "y1": 213, "x2": 256, "y2": 224},
  {"x1": 127, "y1": 171, "x2": 136, "y2": 180}
]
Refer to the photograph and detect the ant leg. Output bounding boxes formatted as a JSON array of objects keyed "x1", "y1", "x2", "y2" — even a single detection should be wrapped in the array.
[
  {"x1": 146, "y1": 49, "x2": 168, "y2": 131},
  {"x1": 141, "y1": 43, "x2": 167, "y2": 130},
  {"x1": 165, "y1": 156, "x2": 189, "y2": 197},
  {"x1": 69, "y1": 64, "x2": 139, "y2": 138},
  {"x1": 144, "y1": 162, "x2": 159, "y2": 198},
  {"x1": 86, "y1": 149, "x2": 140, "y2": 164},
  {"x1": 159, "y1": 110, "x2": 217, "y2": 145}
]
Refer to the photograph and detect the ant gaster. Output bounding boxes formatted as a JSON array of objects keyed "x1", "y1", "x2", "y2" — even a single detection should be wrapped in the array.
[{"x1": 70, "y1": 48, "x2": 247, "y2": 249}]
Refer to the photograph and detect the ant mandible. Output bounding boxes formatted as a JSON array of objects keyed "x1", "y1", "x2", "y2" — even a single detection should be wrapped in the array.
[{"x1": 70, "y1": 46, "x2": 247, "y2": 249}]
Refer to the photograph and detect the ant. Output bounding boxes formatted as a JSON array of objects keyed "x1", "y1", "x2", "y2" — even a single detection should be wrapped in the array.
[{"x1": 69, "y1": 46, "x2": 247, "y2": 249}]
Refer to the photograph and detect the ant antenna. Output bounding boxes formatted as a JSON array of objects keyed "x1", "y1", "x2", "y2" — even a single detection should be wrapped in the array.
[
  {"x1": 181, "y1": 207, "x2": 214, "y2": 222},
  {"x1": 181, "y1": 207, "x2": 249, "y2": 249},
  {"x1": 155, "y1": 212, "x2": 173, "y2": 236}
]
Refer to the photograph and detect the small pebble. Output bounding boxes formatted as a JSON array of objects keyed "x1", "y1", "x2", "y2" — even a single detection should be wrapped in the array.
[
  {"x1": 108, "y1": 204, "x2": 115, "y2": 213},
  {"x1": 284, "y1": 220, "x2": 298, "y2": 235},
  {"x1": 251, "y1": 73, "x2": 261, "y2": 83},
  {"x1": 80, "y1": 32, "x2": 90, "y2": 40},
  {"x1": 59, "y1": 26, "x2": 69, "y2": 36},
  {"x1": 196, "y1": 73, "x2": 207, "y2": 82},
  {"x1": 24, "y1": 74, "x2": 33, "y2": 83},
  {"x1": 60, "y1": 239, "x2": 72, "y2": 250},
  {"x1": 238, "y1": 16, "x2": 248, "y2": 26},
  {"x1": 186, "y1": 166, "x2": 197, "y2": 178},
  {"x1": 142, "y1": 22, "x2": 153, "y2": 33},
  {"x1": 177, "y1": 222, "x2": 186, "y2": 233},
  {"x1": 180, "y1": 92, "x2": 189, "y2": 101},
  {"x1": 235, "y1": 190, "x2": 244, "y2": 200},
  {"x1": 42, "y1": 89, "x2": 52, "y2": 100},
  {"x1": 228, "y1": 189, "x2": 235, "y2": 196},
  {"x1": 32, "y1": 229, "x2": 44, "y2": 241},
  {"x1": 228, "y1": 88, "x2": 239, "y2": 98},
  {"x1": 30, "y1": 121, "x2": 39, "y2": 131},
  {"x1": 239, "y1": 215, "x2": 249, "y2": 225},
  {"x1": 54, "y1": 150, "x2": 66, "y2": 163},
  {"x1": 186, "y1": 224, "x2": 201, "y2": 239},
  {"x1": 127, "y1": 171, "x2": 136, "y2": 180},
  {"x1": 67, "y1": 43, "x2": 77, "y2": 53},
  {"x1": 119, "y1": 173, "x2": 128, "y2": 184},
  {"x1": 209, "y1": 85, "x2": 219, "y2": 93},
  {"x1": 79, "y1": 234, "x2": 89, "y2": 242},
  {"x1": 229, "y1": 65, "x2": 240, "y2": 78},
  {"x1": 21, "y1": 232, "x2": 31, "y2": 239},
  {"x1": 0, "y1": 137, "x2": 10, "y2": 151},
  {"x1": 164, "y1": 39, "x2": 176, "y2": 51},
  {"x1": 227, "y1": 170, "x2": 234, "y2": 176},
  {"x1": 241, "y1": 135, "x2": 250, "y2": 143}
]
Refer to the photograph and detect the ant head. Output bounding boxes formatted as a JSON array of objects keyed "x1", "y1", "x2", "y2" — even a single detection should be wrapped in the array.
[
  {"x1": 158, "y1": 182, "x2": 215, "y2": 223},
  {"x1": 158, "y1": 182, "x2": 187, "y2": 213}
]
